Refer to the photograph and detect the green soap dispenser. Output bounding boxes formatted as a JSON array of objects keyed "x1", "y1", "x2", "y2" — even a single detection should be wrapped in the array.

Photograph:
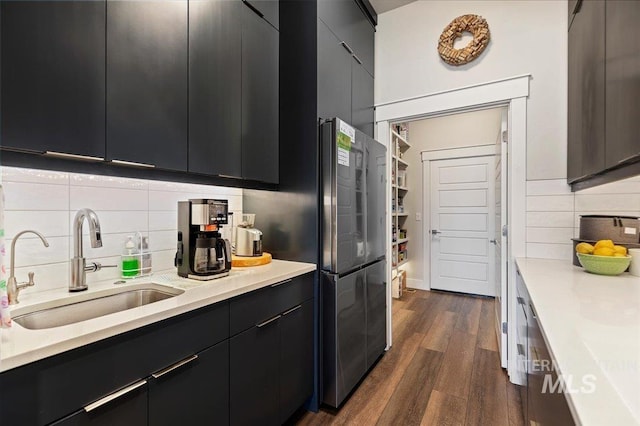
[{"x1": 122, "y1": 235, "x2": 140, "y2": 278}]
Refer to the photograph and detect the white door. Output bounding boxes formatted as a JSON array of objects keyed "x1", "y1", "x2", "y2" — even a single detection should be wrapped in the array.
[
  {"x1": 494, "y1": 110, "x2": 508, "y2": 367},
  {"x1": 429, "y1": 155, "x2": 496, "y2": 296}
]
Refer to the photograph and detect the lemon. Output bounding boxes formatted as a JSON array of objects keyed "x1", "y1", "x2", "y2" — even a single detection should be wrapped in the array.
[
  {"x1": 613, "y1": 245, "x2": 628, "y2": 255},
  {"x1": 576, "y1": 242, "x2": 595, "y2": 254},
  {"x1": 594, "y1": 239, "x2": 615, "y2": 249},
  {"x1": 593, "y1": 247, "x2": 615, "y2": 256}
]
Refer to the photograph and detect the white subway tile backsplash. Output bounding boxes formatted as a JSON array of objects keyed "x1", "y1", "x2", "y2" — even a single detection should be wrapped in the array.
[
  {"x1": 4, "y1": 182, "x2": 69, "y2": 211},
  {"x1": 575, "y1": 193, "x2": 640, "y2": 212},
  {"x1": 526, "y1": 179, "x2": 572, "y2": 196},
  {"x1": 70, "y1": 186, "x2": 148, "y2": 211},
  {"x1": 526, "y1": 243, "x2": 573, "y2": 261},
  {"x1": 1, "y1": 166, "x2": 242, "y2": 292},
  {"x1": 4, "y1": 211, "x2": 70, "y2": 239},
  {"x1": 2, "y1": 167, "x2": 69, "y2": 185},
  {"x1": 527, "y1": 195, "x2": 574, "y2": 212},
  {"x1": 526, "y1": 227, "x2": 574, "y2": 244},
  {"x1": 526, "y1": 211, "x2": 574, "y2": 228}
]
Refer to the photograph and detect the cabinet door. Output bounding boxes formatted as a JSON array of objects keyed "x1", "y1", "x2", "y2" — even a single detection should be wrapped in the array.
[
  {"x1": 242, "y1": 0, "x2": 279, "y2": 30},
  {"x1": 365, "y1": 261, "x2": 386, "y2": 369},
  {"x1": 279, "y1": 300, "x2": 314, "y2": 423},
  {"x1": 51, "y1": 382, "x2": 147, "y2": 426},
  {"x1": 106, "y1": 0, "x2": 188, "y2": 171},
  {"x1": 567, "y1": 0, "x2": 605, "y2": 181},
  {"x1": 1, "y1": 1, "x2": 105, "y2": 157},
  {"x1": 230, "y1": 318, "x2": 280, "y2": 426},
  {"x1": 317, "y1": 19, "x2": 352, "y2": 124},
  {"x1": 352, "y1": 61, "x2": 374, "y2": 137},
  {"x1": 148, "y1": 341, "x2": 229, "y2": 426},
  {"x1": 241, "y1": 4, "x2": 279, "y2": 183},
  {"x1": 605, "y1": 1, "x2": 640, "y2": 168},
  {"x1": 189, "y1": 0, "x2": 242, "y2": 177}
]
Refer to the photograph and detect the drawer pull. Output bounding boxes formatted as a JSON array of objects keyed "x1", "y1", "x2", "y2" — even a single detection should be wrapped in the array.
[
  {"x1": 517, "y1": 296, "x2": 525, "y2": 305},
  {"x1": 110, "y1": 159, "x2": 156, "y2": 168},
  {"x1": 281, "y1": 304, "x2": 302, "y2": 316},
  {"x1": 257, "y1": 314, "x2": 281, "y2": 328},
  {"x1": 353, "y1": 54, "x2": 363, "y2": 65},
  {"x1": 270, "y1": 278, "x2": 292, "y2": 288},
  {"x1": 529, "y1": 303, "x2": 538, "y2": 319},
  {"x1": 84, "y1": 379, "x2": 147, "y2": 413},
  {"x1": 45, "y1": 151, "x2": 104, "y2": 162},
  {"x1": 152, "y1": 354, "x2": 198, "y2": 379},
  {"x1": 340, "y1": 41, "x2": 354, "y2": 55},
  {"x1": 517, "y1": 343, "x2": 525, "y2": 357},
  {"x1": 217, "y1": 174, "x2": 244, "y2": 180}
]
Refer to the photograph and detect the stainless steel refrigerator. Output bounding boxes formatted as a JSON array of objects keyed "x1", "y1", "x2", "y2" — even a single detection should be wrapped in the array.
[{"x1": 320, "y1": 118, "x2": 387, "y2": 408}]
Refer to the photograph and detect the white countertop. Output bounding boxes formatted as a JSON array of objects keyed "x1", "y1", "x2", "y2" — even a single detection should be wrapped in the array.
[
  {"x1": 516, "y1": 258, "x2": 640, "y2": 426},
  {"x1": 0, "y1": 259, "x2": 316, "y2": 372}
]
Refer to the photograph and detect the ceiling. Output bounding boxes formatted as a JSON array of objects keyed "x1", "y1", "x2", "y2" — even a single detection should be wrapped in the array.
[{"x1": 369, "y1": 0, "x2": 417, "y2": 15}]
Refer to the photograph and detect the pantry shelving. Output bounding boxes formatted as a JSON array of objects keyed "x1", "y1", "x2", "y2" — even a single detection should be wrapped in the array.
[{"x1": 390, "y1": 124, "x2": 410, "y2": 298}]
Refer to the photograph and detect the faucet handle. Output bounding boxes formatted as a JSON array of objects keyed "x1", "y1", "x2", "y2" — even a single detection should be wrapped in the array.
[{"x1": 28, "y1": 272, "x2": 35, "y2": 286}]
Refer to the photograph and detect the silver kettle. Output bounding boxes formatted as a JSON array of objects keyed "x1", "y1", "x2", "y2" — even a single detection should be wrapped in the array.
[{"x1": 235, "y1": 227, "x2": 263, "y2": 257}]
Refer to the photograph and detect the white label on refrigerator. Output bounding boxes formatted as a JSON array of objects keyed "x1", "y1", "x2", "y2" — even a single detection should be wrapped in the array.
[
  {"x1": 337, "y1": 148, "x2": 350, "y2": 166},
  {"x1": 624, "y1": 227, "x2": 637, "y2": 235}
]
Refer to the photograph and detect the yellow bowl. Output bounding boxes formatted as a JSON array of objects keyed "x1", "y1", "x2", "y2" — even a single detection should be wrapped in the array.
[{"x1": 577, "y1": 253, "x2": 631, "y2": 276}]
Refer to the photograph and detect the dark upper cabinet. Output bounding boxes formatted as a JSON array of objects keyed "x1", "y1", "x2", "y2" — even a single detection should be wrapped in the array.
[
  {"x1": 0, "y1": 1, "x2": 106, "y2": 157},
  {"x1": 279, "y1": 300, "x2": 314, "y2": 423},
  {"x1": 106, "y1": 0, "x2": 188, "y2": 171},
  {"x1": 148, "y1": 341, "x2": 229, "y2": 426},
  {"x1": 605, "y1": 1, "x2": 640, "y2": 169},
  {"x1": 242, "y1": 0, "x2": 279, "y2": 30},
  {"x1": 242, "y1": 4, "x2": 279, "y2": 183},
  {"x1": 352, "y1": 60, "x2": 375, "y2": 137},
  {"x1": 567, "y1": 0, "x2": 605, "y2": 182},
  {"x1": 189, "y1": 0, "x2": 242, "y2": 178},
  {"x1": 318, "y1": 0, "x2": 374, "y2": 77},
  {"x1": 317, "y1": 20, "x2": 353, "y2": 124}
]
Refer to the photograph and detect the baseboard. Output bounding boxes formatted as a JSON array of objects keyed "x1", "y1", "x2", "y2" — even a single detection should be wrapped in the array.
[{"x1": 407, "y1": 278, "x2": 429, "y2": 291}]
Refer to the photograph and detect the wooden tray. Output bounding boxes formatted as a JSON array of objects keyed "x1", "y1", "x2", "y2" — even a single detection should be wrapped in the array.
[{"x1": 232, "y1": 252, "x2": 272, "y2": 267}]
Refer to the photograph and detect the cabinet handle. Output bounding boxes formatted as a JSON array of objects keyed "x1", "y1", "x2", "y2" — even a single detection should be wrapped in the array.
[
  {"x1": 45, "y1": 151, "x2": 104, "y2": 162},
  {"x1": 84, "y1": 379, "x2": 147, "y2": 413},
  {"x1": 529, "y1": 303, "x2": 537, "y2": 319},
  {"x1": 110, "y1": 159, "x2": 156, "y2": 168},
  {"x1": 256, "y1": 314, "x2": 281, "y2": 328},
  {"x1": 217, "y1": 174, "x2": 244, "y2": 180},
  {"x1": 270, "y1": 278, "x2": 292, "y2": 288},
  {"x1": 242, "y1": 0, "x2": 264, "y2": 18},
  {"x1": 517, "y1": 343, "x2": 525, "y2": 357},
  {"x1": 281, "y1": 304, "x2": 302, "y2": 316},
  {"x1": 517, "y1": 296, "x2": 525, "y2": 305},
  {"x1": 353, "y1": 54, "x2": 363, "y2": 65},
  {"x1": 151, "y1": 354, "x2": 198, "y2": 379},
  {"x1": 617, "y1": 152, "x2": 640, "y2": 164},
  {"x1": 340, "y1": 41, "x2": 354, "y2": 55}
]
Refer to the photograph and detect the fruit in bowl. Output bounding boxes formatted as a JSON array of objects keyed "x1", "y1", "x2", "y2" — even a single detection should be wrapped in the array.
[{"x1": 576, "y1": 239, "x2": 631, "y2": 275}]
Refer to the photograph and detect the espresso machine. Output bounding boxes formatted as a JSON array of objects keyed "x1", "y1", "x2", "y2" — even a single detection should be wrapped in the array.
[{"x1": 175, "y1": 199, "x2": 232, "y2": 280}]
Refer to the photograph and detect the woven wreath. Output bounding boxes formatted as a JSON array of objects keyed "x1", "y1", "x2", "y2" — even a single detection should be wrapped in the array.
[{"x1": 438, "y1": 14, "x2": 490, "y2": 66}]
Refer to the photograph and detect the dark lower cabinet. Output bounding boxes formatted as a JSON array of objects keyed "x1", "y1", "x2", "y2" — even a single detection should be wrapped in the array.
[
  {"x1": 106, "y1": 0, "x2": 188, "y2": 171},
  {"x1": 279, "y1": 300, "x2": 314, "y2": 423},
  {"x1": 148, "y1": 341, "x2": 229, "y2": 426},
  {"x1": 189, "y1": 0, "x2": 242, "y2": 178},
  {"x1": 51, "y1": 382, "x2": 148, "y2": 426},
  {"x1": 230, "y1": 314, "x2": 281, "y2": 426},
  {"x1": 605, "y1": 0, "x2": 640, "y2": 169},
  {"x1": 567, "y1": 0, "x2": 605, "y2": 182},
  {"x1": 0, "y1": 0, "x2": 106, "y2": 157},
  {"x1": 242, "y1": 4, "x2": 279, "y2": 183}
]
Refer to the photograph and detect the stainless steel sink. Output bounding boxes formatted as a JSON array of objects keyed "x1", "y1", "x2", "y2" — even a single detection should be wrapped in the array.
[{"x1": 13, "y1": 284, "x2": 184, "y2": 330}]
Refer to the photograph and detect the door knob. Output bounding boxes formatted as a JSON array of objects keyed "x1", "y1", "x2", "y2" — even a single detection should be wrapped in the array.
[
  {"x1": 489, "y1": 239, "x2": 497, "y2": 244},
  {"x1": 431, "y1": 230, "x2": 441, "y2": 235}
]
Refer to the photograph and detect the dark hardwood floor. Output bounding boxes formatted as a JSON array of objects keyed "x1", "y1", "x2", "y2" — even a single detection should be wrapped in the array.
[{"x1": 298, "y1": 289, "x2": 525, "y2": 426}]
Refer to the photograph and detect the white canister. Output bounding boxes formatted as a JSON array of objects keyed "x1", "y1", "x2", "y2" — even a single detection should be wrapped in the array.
[{"x1": 629, "y1": 248, "x2": 640, "y2": 277}]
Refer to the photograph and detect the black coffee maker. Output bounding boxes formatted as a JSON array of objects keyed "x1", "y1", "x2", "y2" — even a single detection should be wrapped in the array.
[{"x1": 175, "y1": 199, "x2": 232, "y2": 280}]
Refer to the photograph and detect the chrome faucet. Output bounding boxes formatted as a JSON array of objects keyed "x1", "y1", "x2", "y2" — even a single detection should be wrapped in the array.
[
  {"x1": 70, "y1": 208, "x2": 111, "y2": 292},
  {"x1": 8, "y1": 230, "x2": 50, "y2": 304}
]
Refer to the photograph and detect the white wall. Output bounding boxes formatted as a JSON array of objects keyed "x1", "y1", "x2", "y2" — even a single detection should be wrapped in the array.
[
  {"x1": 375, "y1": 0, "x2": 568, "y2": 180},
  {"x1": 0, "y1": 167, "x2": 242, "y2": 296},
  {"x1": 403, "y1": 108, "x2": 504, "y2": 283}
]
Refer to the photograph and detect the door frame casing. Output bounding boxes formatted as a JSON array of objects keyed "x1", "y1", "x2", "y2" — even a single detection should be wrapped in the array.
[
  {"x1": 422, "y1": 144, "x2": 499, "y2": 294},
  {"x1": 375, "y1": 74, "x2": 529, "y2": 383}
]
